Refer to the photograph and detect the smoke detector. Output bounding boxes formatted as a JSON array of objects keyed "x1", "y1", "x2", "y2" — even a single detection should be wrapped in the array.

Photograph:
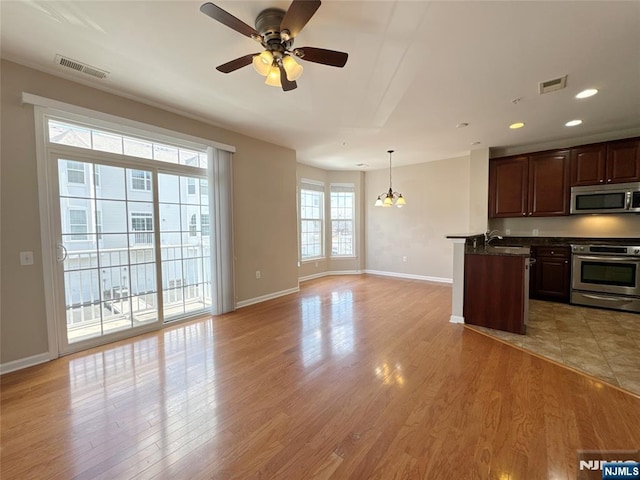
[
  {"x1": 54, "y1": 54, "x2": 109, "y2": 79},
  {"x1": 539, "y1": 75, "x2": 567, "y2": 94}
]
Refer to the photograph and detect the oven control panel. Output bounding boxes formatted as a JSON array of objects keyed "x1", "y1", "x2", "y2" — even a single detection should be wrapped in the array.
[{"x1": 571, "y1": 244, "x2": 640, "y2": 257}]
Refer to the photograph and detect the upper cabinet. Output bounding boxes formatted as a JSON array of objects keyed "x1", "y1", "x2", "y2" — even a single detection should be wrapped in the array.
[
  {"x1": 571, "y1": 138, "x2": 640, "y2": 186},
  {"x1": 489, "y1": 150, "x2": 569, "y2": 218}
]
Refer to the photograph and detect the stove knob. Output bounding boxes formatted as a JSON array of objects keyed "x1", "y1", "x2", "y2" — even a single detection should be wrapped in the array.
[{"x1": 635, "y1": 248, "x2": 640, "y2": 255}]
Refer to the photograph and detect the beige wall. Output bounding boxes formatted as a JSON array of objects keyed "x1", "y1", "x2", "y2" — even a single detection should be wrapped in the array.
[
  {"x1": 365, "y1": 156, "x2": 472, "y2": 281},
  {"x1": 490, "y1": 215, "x2": 640, "y2": 238},
  {"x1": 297, "y1": 164, "x2": 365, "y2": 279},
  {"x1": 0, "y1": 60, "x2": 298, "y2": 364}
]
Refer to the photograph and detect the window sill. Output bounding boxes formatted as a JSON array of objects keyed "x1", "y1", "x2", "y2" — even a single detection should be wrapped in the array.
[{"x1": 301, "y1": 257, "x2": 326, "y2": 263}]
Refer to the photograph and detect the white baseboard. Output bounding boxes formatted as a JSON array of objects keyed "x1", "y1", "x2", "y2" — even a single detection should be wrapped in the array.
[
  {"x1": 0, "y1": 352, "x2": 51, "y2": 375},
  {"x1": 364, "y1": 269, "x2": 452, "y2": 284},
  {"x1": 236, "y1": 287, "x2": 300, "y2": 309},
  {"x1": 450, "y1": 315, "x2": 465, "y2": 324},
  {"x1": 299, "y1": 270, "x2": 363, "y2": 283}
]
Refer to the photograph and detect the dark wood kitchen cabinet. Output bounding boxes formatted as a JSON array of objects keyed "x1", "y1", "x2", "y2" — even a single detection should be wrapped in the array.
[
  {"x1": 571, "y1": 138, "x2": 640, "y2": 186},
  {"x1": 530, "y1": 246, "x2": 571, "y2": 302},
  {"x1": 489, "y1": 150, "x2": 570, "y2": 218}
]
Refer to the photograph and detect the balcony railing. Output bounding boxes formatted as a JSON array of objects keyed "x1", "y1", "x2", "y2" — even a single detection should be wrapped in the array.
[{"x1": 63, "y1": 243, "x2": 211, "y2": 341}]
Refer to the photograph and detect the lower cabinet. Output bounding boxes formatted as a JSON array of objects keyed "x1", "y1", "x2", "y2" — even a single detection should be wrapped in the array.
[
  {"x1": 530, "y1": 246, "x2": 571, "y2": 302},
  {"x1": 464, "y1": 253, "x2": 528, "y2": 334}
]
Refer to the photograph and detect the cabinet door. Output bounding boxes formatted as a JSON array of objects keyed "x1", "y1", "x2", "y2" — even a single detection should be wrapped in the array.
[
  {"x1": 570, "y1": 144, "x2": 606, "y2": 186},
  {"x1": 606, "y1": 139, "x2": 640, "y2": 183},
  {"x1": 535, "y1": 256, "x2": 570, "y2": 301},
  {"x1": 489, "y1": 156, "x2": 528, "y2": 218},
  {"x1": 528, "y1": 150, "x2": 570, "y2": 216}
]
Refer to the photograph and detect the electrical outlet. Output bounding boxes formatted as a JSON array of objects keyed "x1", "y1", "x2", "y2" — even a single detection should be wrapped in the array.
[
  {"x1": 20, "y1": 251, "x2": 34, "y2": 266},
  {"x1": 255, "y1": 270, "x2": 261, "y2": 279},
  {"x1": 532, "y1": 229, "x2": 539, "y2": 236},
  {"x1": 505, "y1": 229, "x2": 511, "y2": 235},
  {"x1": 402, "y1": 256, "x2": 407, "y2": 263}
]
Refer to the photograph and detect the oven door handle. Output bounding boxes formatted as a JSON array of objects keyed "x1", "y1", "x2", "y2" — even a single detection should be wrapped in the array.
[
  {"x1": 580, "y1": 293, "x2": 633, "y2": 303},
  {"x1": 574, "y1": 255, "x2": 640, "y2": 263}
]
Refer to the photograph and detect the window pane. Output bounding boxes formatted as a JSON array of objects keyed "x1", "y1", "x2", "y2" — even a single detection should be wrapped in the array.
[
  {"x1": 92, "y1": 131, "x2": 123, "y2": 154},
  {"x1": 330, "y1": 187, "x2": 354, "y2": 256},
  {"x1": 300, "y1": 186, "x2": 324, "y2": 259},
  {"x1": 153, "y1": 144, "x2": 179, "y2": 164},
  {"x1": 49, "y1": 120, "x2": 91, "y2": 148},
  {"x1": 123, "y1": 137, "x2": 153, "y2": 159}
]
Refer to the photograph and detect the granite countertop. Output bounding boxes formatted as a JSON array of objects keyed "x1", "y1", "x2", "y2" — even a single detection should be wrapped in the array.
[{"x1": 465, "y1": 245, "x2": 531, "y2": 257}]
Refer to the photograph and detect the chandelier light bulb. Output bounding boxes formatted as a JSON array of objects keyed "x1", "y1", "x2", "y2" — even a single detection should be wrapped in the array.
[
  {"x1": 265, "y1": 65, "x2": 281, "y2": 87},
  {"x1": 282, "y1": 55, "x2": 303, "y2": 81},
  {"x1": 252, "y1": 51, "x2": 273, "y2": 76}
]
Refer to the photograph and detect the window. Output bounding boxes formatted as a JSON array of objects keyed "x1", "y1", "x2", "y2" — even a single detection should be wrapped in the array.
[
  {"x1": 48, "y1": 119, "x2": 208, "y2": 167},
  {"x1": 93, "y1": 165, "x2": 101, "y2": 187},
  {"x1": 190, "y1": 214, "x2": 197, "y2": 236},
  {"x1": 131, "y1": 170, "x2": 152, "y2": 191},
  {"x1": 69, "y1": 209, "x2": 88, "y2": 240},
  {"x1": 201, "y1": 214, "x2": 210, "y2": 236},
  {"x1": 67, "y1": 161, "x2": 85, "y2": 184},
  {"x1": 300, "y1": 180, "x2": 324, "y2": 259},
  {"x1": 330, "y1": 185, "x2": 355, "y2": 256},
  {"x1": 131, "y1": 212, "x2": 153, "y2": 244},
  {"x1": 96, "y1": 210, "x2": 102, "y2": 240},
  {"x1": 187, "y1": 178, "x2": 197, "y2": 195}
]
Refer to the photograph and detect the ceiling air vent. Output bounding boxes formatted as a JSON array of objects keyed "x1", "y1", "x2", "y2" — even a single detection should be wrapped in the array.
[
  {"x1": 54, "y1": 54, "x2": 109, "y2": 79},
  {"x1": 539, "y1": 75, "x2": 567, "y2": 94}
]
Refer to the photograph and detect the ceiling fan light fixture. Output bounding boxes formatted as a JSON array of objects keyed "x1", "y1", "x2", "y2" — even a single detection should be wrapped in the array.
[
  {"x1": 282, "y1": 55, "x2": 303, "y2": 81},
  {"x1": 252, "y1": 51, "x2": 273, "y2": 76},
  {"x1": 265, "y1": 65, "x2": 282, "y2": 87}
]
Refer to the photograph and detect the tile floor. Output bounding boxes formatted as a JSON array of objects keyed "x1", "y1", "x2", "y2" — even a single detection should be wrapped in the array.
[{"x1": 467, "y1": 300, "x2": 640, "y2": 396}]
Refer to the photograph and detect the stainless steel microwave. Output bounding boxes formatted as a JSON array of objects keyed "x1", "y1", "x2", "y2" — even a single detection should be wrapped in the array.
[{"x1": 570, "y1": 182, "x2": 640, "y2": 214}]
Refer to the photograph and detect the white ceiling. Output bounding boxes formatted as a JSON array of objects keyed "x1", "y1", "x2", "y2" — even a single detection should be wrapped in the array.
[{"x1": 2, "y1": 1, "x2": 640, "y2": 170}]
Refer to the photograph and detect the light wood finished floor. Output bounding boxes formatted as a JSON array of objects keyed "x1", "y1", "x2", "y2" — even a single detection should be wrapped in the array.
[{"x1": 2, "y1": 275, "x2": 639, "y2": 479}]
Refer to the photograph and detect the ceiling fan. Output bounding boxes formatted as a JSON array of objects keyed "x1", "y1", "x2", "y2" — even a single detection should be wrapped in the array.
[{"x1": 200, "y1": 0, "x2": 348, "y2": 91}]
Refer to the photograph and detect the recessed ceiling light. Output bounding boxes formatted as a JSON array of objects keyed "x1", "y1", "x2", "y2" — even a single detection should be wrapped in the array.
[
  {"x1": 471, "y1": 141, "x2": 482, "y2": 146},
  {"x1": 576, "y1": 88, "x2": 598, "y2": 99},
  {"x1": 565, "y1": 119, "x2": 583, "y2": 127},
  {"x1": 356, "y1": 163, "x2": 369, "y2": 167},
  {"x1": 456, "y1": 122, "x2": 469, "y2": 128},
  {"x1": 509, "y1": 122, "x2": 525, "y2": 129}
]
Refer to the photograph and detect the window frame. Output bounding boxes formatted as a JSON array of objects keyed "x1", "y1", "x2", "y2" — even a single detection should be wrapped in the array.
[
  {"x1": 66, "y1": 160, "x2": 86, "y2": 184},
  {"x1": 130, "y1": 169, "x2": 152, "y2": 191},
  {"x1": 68, "y1": 208, "x2": 88, "y2": 241},
  {"x1": 330, "y1": 184, "x2": 356, "y2": 258},
  {"x1": 130, "y1": 211, "x2": 154, "y2": 245},
  {"x1": 299, "y1": 180, "x2": 325, "y2": 261}
]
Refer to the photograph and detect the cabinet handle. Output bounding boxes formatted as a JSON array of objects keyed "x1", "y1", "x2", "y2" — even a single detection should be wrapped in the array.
[
  {"x1": 564, "y1": 260, "x2": 568, "y2": 264},
  {"x1": 599, "y1": 179, "x2": 604, "y2": 183},
  {"x1": 608, "y1": 178, "x2": 612, "y2": 182},
  {"x1": 522, "y1": 213, "x2": 526, "y2": 216},
  {"x1": 528, "y1": 212, "x2": 532, "y2": 216}
]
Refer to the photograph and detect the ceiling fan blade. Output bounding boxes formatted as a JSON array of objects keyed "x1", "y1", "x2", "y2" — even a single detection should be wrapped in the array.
[
  {"x1": 280, "y1": 0, "x2": 321, "y2": 39},
  {"x1": 278, "y1": 64, "x2": 298, "y2": 91},
  {"x1": 216, "y1": 54, "x2": 258, "y2": 73},
  {"x1": 294, "y1": 47, "x2": 348, "y2": 67},
  {"x1": 200, "y1": 2, "x2": 260, "y2": 39}
]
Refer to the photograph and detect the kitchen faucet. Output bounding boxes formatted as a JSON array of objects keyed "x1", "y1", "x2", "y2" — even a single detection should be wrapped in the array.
[{"x1": 484, "y1": 229, "x2": 503, "y2": 244}]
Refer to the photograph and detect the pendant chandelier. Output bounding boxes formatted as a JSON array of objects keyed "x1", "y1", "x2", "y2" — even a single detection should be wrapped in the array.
[{"x1": 374, "y1": 150, "x2": 406, "y2": 208}]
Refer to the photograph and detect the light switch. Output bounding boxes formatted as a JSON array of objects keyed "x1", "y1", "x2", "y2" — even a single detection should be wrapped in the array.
[{"x1": 20, "y1": 251, "x2": 34, "y2": 266}]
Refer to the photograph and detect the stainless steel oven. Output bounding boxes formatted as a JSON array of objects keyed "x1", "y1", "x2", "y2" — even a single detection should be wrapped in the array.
[{"x1": 571, "y1": 244, "x2": 640, "y2": 313}]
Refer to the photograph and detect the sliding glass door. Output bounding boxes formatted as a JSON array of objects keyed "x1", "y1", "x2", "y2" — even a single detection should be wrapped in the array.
[{"x1": 55, "y1": 157, "x2": 211, "y2": 350}]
